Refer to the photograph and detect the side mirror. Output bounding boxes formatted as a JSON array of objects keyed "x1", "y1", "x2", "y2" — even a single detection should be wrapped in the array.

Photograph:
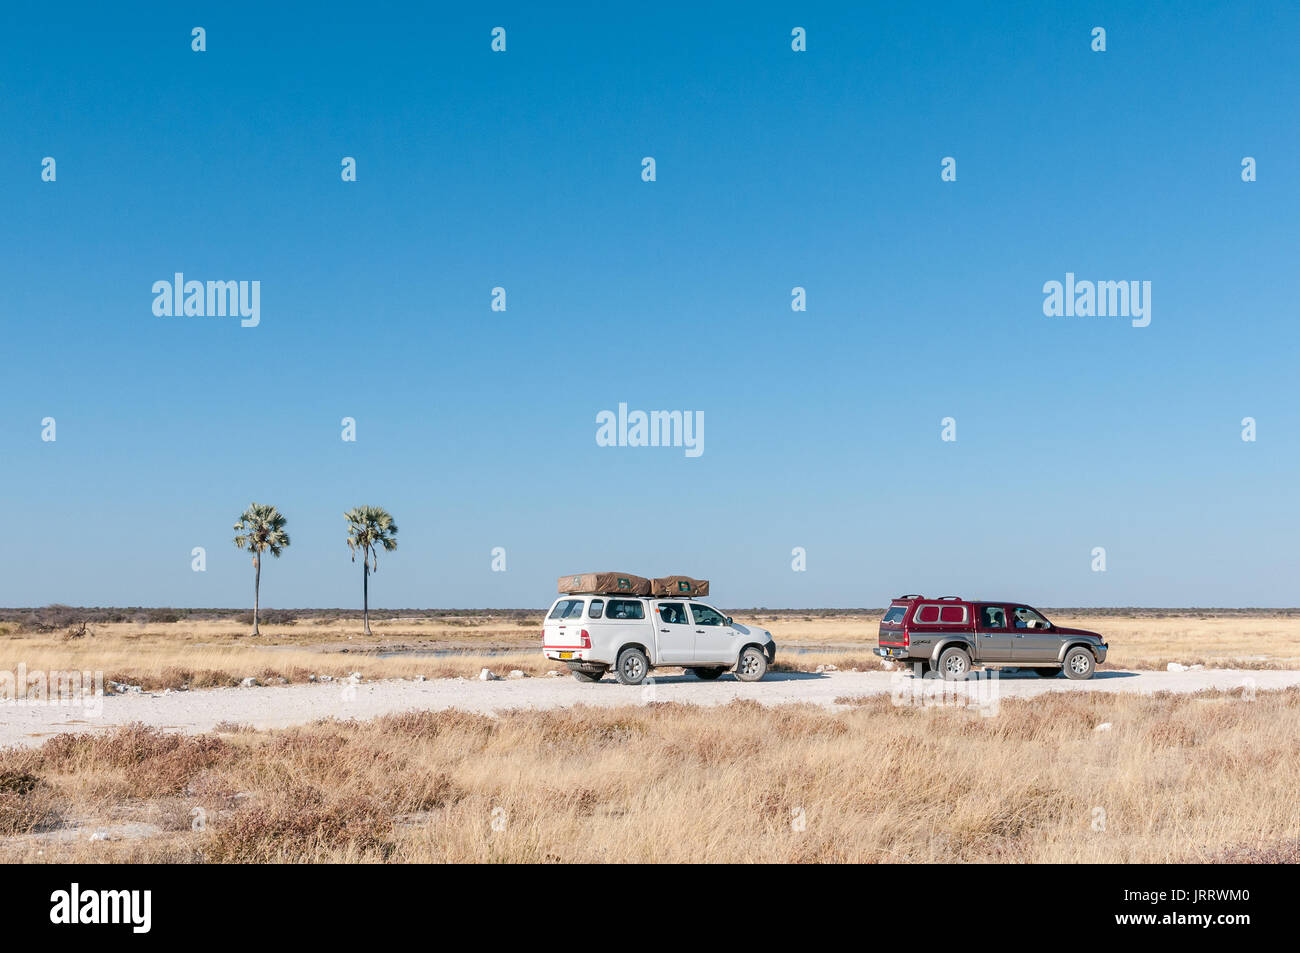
[{"x1": 726, "y1": 616, "x2": 733, "y2": 625}]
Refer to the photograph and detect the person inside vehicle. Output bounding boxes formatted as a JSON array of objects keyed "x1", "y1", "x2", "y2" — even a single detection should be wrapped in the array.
[
  {"x1": 983, "y1": 606, "x2": 1005, "y2": 628},
  {"x1": 1014, "y1": 608, "x2": 1041, "y2": 629},
  {"x1": 660, "y1": 604, "x2": 685, "y2": 624}
]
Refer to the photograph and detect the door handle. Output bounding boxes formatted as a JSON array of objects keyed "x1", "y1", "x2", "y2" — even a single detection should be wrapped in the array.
[
  {"x1": 695, "y1": 629, "x2": 705, "y2": 633},
  {"x1": 660, "y1": 628, "x2": 670, "y2": 633}
]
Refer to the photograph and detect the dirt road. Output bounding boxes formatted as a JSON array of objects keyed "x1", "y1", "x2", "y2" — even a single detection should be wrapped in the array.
[{"x1": 4, "y1": 667, "x2": 1297, "y2": 748}]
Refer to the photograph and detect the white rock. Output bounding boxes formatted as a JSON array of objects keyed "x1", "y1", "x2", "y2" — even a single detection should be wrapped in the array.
[
  {"x1": 89, "y1": 831, "x2": 111, "y2": 842},
  {"x1": 1189, "y1": 664, "x2": 1204, "y2": 670},
  {"x1": 507, "y1": 670, "x2": 526, "y2": 680},
  {"x1": 240, "y1": 677, "x2": 258, "y2": 688},
  {"x1": 1167, "y1": 662, "x2": 1186, "y2": 672},
  {"x1": 414, "y1": 675, "x2": 427, "y2": 682},
  {"x1": 1094, "y1": 722, "x2": 1113, "y2": 732},
  {"x1": 479, "y1": 668, "x2": 499, "y2": 681}
]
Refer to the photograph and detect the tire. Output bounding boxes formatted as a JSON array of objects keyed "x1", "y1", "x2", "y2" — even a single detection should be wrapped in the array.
[
  {"x1": 1034, "y1": 667, "x2": 1061, "y2": 678},
  {"x1": 571, "y1": 668, "x2": 605, "y2": 683},
  {"x1": 937, "y1": 646, "x2": 972, "y2": 680},
  {"x1": 614, "y1": 647, "x2": 649, "y2": 686},
  {"x1": 1063, "y1": 647, "x2": 1096, "y2": 680},
  {"x1": 735, "y1": 646, "x2": 768, "y2": 682},
  {"x1": 692, "y1": 667, "x2": 726, "y2": 680}
]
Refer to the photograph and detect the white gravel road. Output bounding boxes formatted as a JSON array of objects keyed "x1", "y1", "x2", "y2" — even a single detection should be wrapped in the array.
[{"x1": 4, "y1": 668, "x2": 1297, "y2": 749}]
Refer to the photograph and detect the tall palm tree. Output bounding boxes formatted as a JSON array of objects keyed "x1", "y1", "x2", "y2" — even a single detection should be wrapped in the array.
[
  {"x1": 232, "y1": 503, "x2": 290, "y2": 636},
  {"x1": 344, "y1": 506, "x2": 398, "y2": 636}
]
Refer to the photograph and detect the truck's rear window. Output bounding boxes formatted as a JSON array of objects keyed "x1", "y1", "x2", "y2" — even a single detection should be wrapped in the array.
[
  {"x1": 881, "y1": 606, "x2": 905, "y2": 624},
  {"x1": 548, "y1": 599, "x2": 586, "y2": 620}
]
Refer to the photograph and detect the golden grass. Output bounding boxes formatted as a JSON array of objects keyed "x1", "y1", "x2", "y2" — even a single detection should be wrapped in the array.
[
  {"x1": 3, "y1": 688, "x2": 1298, "y2": 863},
  {"x1": 1, "y1": 612, "x2": 1294, "y2": 693}
]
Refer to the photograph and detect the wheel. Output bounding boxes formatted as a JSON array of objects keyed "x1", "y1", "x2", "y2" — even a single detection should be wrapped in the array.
[
  {"x1": 1034, "y1": 667, "x2": 1061, "y2": 678},
  {"x1": 571, "y1": 668, "x2": 605, "y2": 683},
  {"x1": 937, "y1": 646, "x2": 971, "y2": 680},
  {"x1": 692, "y1": 667, "x2": 726, "y2": 680},
  {"x1": 1063, "y1": 647, "x2": 1096, "y2": 680},
  {"x1": 614, "y1": 647, "x2": 649, "y2": 686},
  {"x1": 734, "y1": 646, "x2": 768, "y2": 682}
]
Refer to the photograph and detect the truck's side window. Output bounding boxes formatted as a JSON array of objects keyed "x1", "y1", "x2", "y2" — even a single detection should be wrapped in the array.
[
  {"x1": 588, "y1": 599, "x2": 604, "y2": 619},
  {"x1": 606, "y1": 599, "x2": 644, "y2": 620},
  {"x1": 691, "y1": 604, "x2": 725, "y2": 626},
  {"x1": 982, "y1": 606, "x2": 1006, "y2": 628},
  {"x1": 659, "y1": 603, "x2": 688, "y2": 624},
  {"x1": 1013, "y1": 607, "x2": 1048, "y2": 629}
]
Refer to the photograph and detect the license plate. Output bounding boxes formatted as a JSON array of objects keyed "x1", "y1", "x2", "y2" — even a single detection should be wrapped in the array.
[{"x1": 558, "y1": 652, "x2": 573, "y2": 660}]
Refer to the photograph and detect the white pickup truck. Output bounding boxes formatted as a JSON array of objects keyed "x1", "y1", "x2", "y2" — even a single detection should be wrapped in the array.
[{"x1": 542, "y1": 594, "x2": 777, "y2": 685}]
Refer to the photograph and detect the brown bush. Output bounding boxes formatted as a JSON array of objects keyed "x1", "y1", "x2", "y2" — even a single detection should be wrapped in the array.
[{"x1": 204, "y1": 786, "x2": 393, "y2": 862}]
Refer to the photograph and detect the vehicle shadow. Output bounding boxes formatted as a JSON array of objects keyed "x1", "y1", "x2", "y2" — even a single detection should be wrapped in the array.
[
  {"x1": 621, "y1": 670, "x2": 828, "y2": 684},
  {"x1": 992, "y1": 668, "x2": 1139, "y2": 680}
]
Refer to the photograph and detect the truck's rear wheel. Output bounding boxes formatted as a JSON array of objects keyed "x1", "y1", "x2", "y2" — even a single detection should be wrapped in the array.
[
  {"x1": 692, "y1": 667, "x2": 726, "y2": 680},
  {"x1": 937, "y1": 646, "x2": 972, "y2": 680},
  {"x1": 1063, "y1": 647, "x2": 1095, "y2": 680},
  {"x1": 614, "y1": 648, "x2": 649, "y2": 686},
  {"x1": 735, "y1": 646, "x2": 768, "y2": 682},
  {"x1": 571, "y1": 668, "x2": 606, "y2": 683},
  {"x1": 1034, "y1": 667, "x2": 1061, "y2": 678}
]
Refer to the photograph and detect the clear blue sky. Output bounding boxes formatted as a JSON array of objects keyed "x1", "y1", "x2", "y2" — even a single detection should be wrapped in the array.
[{"x1": 2, "y1": 2, "x2": 1297, "y2": 609}]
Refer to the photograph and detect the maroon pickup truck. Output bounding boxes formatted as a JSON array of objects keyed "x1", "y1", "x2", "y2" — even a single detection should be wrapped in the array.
[{"x1": 873, "y1": 595, "x2": 1108, "y2": 680}]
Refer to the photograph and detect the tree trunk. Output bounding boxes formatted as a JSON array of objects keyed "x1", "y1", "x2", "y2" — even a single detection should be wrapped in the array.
[
  {"x1": 252, "y1": 553, "x2": 261, "y2": 636},
  {"x1": 362, "y1": 557, "x2": 371, "y2": 636}
]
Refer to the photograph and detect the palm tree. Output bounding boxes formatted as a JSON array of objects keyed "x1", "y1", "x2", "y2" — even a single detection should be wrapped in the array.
[
  {"x1": 344, "y1": 506, "x2": 398, "y2": 636},
  {"x1": 232, "y1": 503, "x2": 290, "y2": 636}
]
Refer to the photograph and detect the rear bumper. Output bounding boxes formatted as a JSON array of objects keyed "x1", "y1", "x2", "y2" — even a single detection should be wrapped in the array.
[{"x1": 874, "y1": 646, "x2": 910, "y2": 659}]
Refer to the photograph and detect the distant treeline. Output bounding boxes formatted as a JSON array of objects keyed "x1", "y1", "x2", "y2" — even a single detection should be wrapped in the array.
[{"x1": 1, "y1": 604, "x2": 1297, "y2": 631}]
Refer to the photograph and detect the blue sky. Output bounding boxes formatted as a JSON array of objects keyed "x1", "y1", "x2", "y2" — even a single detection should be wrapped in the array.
[{"x1": 1, "y1": 2, "x2": 1297, "y2": 609}]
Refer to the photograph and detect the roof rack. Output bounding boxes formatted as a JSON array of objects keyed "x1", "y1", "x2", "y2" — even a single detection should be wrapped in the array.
[
  {"x1": 937, "y1": 595, "x2": 963, "y2": 601},
  {"x1": 895, "y1": 594, "x2": 924, "y2": 600}
]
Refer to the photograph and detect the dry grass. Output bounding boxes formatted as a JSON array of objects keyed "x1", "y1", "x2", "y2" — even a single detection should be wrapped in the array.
[
  {"x1": 3, "y1": 687, "x2": 1299, "y2": 863},
  {"x1": 3, "y1": 612, "x2": 1295, "y2": 694}
]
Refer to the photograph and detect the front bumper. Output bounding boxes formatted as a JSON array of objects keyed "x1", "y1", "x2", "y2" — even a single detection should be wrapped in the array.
[
  {"x1": 764, "y1": 641, "x2": 777, "y2": 663},
  {"x1": 1094, "y1": 643, "x2": 1108, "y2": 664}
]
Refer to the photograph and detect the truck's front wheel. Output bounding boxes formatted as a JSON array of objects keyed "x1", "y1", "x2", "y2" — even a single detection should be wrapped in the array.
[
  {"x1": 614, "y1": 648, "x2": 649, "y2": 686},
  {"x1": 1063, "y1": 647, "x2": 1096, "y2": 680},
  {"x1": 735, "y1": 646, "x2": 768, "y2": 682}
]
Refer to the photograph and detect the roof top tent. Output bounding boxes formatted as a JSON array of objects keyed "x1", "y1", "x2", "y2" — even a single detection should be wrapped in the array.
[{"x1": 556, "y1": 573, "x2": 709, "y2": 598}]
